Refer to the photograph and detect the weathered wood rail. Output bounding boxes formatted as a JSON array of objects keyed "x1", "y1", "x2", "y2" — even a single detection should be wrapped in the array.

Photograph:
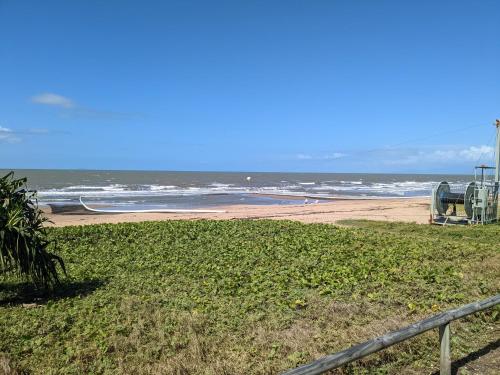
[{"x1": 282, "y1": 294, "x2": 500, "y2": 375}]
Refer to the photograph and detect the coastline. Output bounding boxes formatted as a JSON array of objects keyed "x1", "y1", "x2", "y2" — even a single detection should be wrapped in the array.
[{"x1": 43, "y1": 196, "x2": 430, "y2": 227}]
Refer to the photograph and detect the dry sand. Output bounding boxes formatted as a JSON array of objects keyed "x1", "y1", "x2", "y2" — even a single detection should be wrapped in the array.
[{"x1": 44, "y1": 197, "x2": 431, "y2": 227}]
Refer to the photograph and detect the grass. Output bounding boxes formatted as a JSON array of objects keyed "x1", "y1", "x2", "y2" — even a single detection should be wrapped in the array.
[{"x1": 0, "y1": 219, "x2": 499, "y2": 374}]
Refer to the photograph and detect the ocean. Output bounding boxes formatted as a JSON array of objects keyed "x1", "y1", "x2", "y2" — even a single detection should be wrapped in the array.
[{"x1": 2, "y1": 169, "x2": 472, "y2": 210}]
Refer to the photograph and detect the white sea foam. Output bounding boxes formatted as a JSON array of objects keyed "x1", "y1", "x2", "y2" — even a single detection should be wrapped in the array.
[
  {"x1": 308, "y1": 180, "x2": 437, "y2": 196},
  {"x1": 343, "y1": 180, "x2": 362, "y2": 185},
  {"x1": 149, "y1": 185, "x2": 177, "y2": 191},
  {"x1": 36, "y1": 179, "x2": 444, "y2": 204},
  {"x1": 209, "y1": 182, "x2": 235, "y2": 187}
]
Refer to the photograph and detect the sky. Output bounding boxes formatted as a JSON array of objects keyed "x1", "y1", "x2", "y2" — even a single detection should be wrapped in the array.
[{"x1": 1, "y1": 0, "x2": 499, "y2": 174}]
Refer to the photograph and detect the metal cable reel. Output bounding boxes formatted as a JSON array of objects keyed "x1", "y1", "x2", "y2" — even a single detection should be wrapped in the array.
[
  {"x1": 464, "y1": 182, "x2": 475, "y2": 218},
  {"x1": 434, "y1": 181, "x2": 475, "y2": 218},
  {"x1": 434, "y1": 182, "x2": 450, "y2": 215},
  {"x1": 430, "y1": 120, "x2": 500, "y2": 225}
]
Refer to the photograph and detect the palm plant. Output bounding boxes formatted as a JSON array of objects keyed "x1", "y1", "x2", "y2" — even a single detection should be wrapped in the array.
[{"x1": 0, "y1": 171, "x2": 65, "y2": 289}]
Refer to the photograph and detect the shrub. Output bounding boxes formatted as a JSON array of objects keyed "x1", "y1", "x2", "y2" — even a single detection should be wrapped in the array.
[{"x1": 0, "y1": 171, "x2": 65, "y2": 288}]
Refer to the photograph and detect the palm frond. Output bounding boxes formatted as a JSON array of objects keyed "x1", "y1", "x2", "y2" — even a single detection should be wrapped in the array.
[{"x1": 0, "y1": 171, "x2": 65, "y2": 289}]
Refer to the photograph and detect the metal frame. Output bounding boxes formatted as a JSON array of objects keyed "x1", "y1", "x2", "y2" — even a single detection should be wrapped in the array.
[
  {"x1": 430, "y1": 121, "x2": 500, "y2": 225},
  {"x1": 430, "y1": 167, "x2": 499, "y2": 225}
]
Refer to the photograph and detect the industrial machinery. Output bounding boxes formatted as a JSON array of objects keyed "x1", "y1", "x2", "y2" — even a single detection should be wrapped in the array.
[{"x1": 430, "y1": 120, "x2": 500, "y2": 225}]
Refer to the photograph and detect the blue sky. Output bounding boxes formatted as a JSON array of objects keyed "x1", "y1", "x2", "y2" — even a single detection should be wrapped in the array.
[{"x1": 1, "y1": 0, "x2": 499, "y2": 173}]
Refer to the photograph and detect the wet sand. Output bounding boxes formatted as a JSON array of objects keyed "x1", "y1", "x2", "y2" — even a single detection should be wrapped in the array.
[{"x1": 43, "y1": 197, "x2": 431, "y2": 227}]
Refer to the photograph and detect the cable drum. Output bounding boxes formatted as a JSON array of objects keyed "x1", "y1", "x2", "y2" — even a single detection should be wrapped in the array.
[
  {"x1": 464, "y1": 182, "x2": 476, "y2": 218},
  {"x1": 434, "y1": 181, "x2": 475, "y2": 218}
]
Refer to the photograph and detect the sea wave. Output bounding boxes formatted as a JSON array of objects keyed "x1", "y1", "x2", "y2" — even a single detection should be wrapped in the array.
[{"x1": 35, "y1": 179, "x2": 443, "y2": 205}]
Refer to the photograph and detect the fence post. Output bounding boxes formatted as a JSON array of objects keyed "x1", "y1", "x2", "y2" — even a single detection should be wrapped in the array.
[{"x1": 439, "y1": 323, "x2": 451, "y2": 375}]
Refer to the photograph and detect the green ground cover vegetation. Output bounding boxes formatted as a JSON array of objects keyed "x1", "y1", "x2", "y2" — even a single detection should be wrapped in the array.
[{"x1": 1, "y1": 219, "x2": 499, "y2": 374}]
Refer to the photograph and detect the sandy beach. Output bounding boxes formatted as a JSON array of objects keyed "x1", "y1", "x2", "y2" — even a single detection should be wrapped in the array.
[{"x1": 44, "y1": 197, "x2": 430, "y2": 227}]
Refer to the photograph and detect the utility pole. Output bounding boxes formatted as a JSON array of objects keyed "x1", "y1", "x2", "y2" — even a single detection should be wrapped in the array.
[{"x1": 496, "y1": 119, "x2": 500, "y2": 183}]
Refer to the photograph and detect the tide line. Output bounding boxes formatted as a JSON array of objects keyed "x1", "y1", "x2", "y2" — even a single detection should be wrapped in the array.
[{"x1": 79, "y1": 197, "x2": 227, "y2": 214}]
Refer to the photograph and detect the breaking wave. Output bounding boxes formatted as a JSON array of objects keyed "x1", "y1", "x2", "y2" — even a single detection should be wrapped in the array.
[{"x1": 36, "y1": 179, "x2": 446, "y2": 205}]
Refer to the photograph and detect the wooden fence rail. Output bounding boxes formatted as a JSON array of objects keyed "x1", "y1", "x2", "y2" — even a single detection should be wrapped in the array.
[{"x1": 282, "y1": 294, "x2": 500, "y2": 375}]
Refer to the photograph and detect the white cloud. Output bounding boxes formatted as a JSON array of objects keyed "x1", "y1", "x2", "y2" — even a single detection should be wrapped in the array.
[
  {"x1": 0, "y1": 126, "x2": 12, "y2": 138},
  {"x1": 296, "y1": 153, "x2": 313, "y2": 160},
  {"x1": 381, "y1": 145, "x2": 495, "y2": 166},
  {"x1": 31, "y1": 93, "x2": 75, "y2": 108},
  {"x1": 422, "y1": 145, "x2": 494, "y2": 162},
  {"x1": 30, "y1": 92, "x2": 141, "y2": 121},
  {"x1": 0, "y1": 126, "x2": 62, "y2": 143},
  {"x1": 0, "y1": 126, "x2": 21, "y2": 143},
  {"x1": 326, "y1": 152, "x2": 347, "y2": 159},
  {"x1": 459, "y1": 145, "x2": 494, "y2": 161},
  {"x1": 296, "y1": 152, "x2": 346, "y2": 160}
]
